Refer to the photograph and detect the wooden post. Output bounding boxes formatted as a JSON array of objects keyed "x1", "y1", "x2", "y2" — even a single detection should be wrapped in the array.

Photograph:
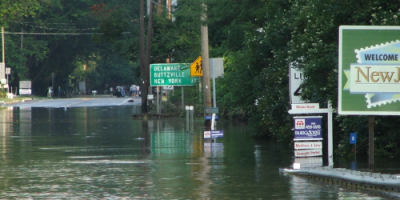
[
  {"x1": 369, "y1": 116, "x2": 374, "y2": 171},
  {"x1": 139, "y1": 0, "x2": 147, "y2": 113},
  {"x1": 201, "y1": 1, "x2": 211, "y2": 118}
]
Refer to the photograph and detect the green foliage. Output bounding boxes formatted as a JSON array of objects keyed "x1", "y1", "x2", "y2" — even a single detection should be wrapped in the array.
[
  {"x1": 0, "y1": 88, "x2": 6, "y2": 98},
  {"x1": 0, "y1": 0, "x2": 40, "y2": 26}
]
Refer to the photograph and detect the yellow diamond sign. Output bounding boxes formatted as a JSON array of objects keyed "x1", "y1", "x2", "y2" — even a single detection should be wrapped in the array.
[{"x1": 190, "y1": 56, "x2": 202, "y2": 77}]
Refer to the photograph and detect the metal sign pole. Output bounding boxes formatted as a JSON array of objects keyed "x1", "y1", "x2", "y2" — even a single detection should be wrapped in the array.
[
  {"x1": 212, "y1": 59, "x2": 216, "y2": 108},
  {"x1": 185, "y1": 105, "x2": 189, "y2": 131}
]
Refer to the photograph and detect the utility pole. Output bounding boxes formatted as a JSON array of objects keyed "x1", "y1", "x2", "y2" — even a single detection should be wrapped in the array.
[
  {"x1": 139, "y1": 0, "x2": 148, "y2": 114},
  {"x1": 146, "y1": 0, "x2": 154, "y2": 109},
  {"x1": 158, "y1": 0, "x2": 162, "y2": 15},
  {"x1": 139, "y1": 0, "x2": 155, "y2": 115},
  {"x1": 201, "y1": 2, "x2": 212, "y2": 118},
  {"x1": 1, "y1": 27, "x2": 5, "y2": 85}
]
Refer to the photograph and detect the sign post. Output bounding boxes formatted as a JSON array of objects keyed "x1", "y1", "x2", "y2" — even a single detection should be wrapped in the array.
[{"x1": 338, "y1": 26, "x2": 400, "y2": 170}]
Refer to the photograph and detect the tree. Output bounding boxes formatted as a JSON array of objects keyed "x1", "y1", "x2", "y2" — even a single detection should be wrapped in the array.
[{"x1": 0, "y1": 0, "x2": 40, "y2": 26}]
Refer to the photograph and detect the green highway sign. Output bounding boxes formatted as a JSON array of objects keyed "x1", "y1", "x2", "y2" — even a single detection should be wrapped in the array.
[{"x1": 150, "y1": 63, "x2": 199, "y2": 86}]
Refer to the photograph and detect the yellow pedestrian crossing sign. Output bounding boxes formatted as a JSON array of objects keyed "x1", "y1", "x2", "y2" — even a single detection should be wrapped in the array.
[{"x1": 190, "y1": 56, "x2": 203, "y2": 77}]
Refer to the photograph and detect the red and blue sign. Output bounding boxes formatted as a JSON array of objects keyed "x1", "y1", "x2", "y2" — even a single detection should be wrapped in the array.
[
  {"x1": 293, "y1": 116, "x2": 322, "y2": 140},
  {"x1": 204, "y1": 130, "x2": 224, "y2": 139}
]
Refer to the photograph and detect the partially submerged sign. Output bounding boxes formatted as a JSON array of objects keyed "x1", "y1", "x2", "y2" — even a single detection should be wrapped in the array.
[{"x1": 204, "y1": 130, "x2": 224, "y2": 139}]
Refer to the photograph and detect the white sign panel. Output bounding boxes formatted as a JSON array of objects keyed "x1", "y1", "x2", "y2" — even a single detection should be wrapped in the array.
[
  {"x1": 289, "y1": 63, "x2": 305, "y2": 104},
  {"x1": 291, "y1": 103, "x2": 319, "y2": 110},
  {"x1": 163, "y1": 85, "x2": 174, "y2": 90},
  {"x1": 294, "y1": 141, "x2": 323, "y2": 150},
  {"x1": 294, "y1": 157, "x2": 323, "y2": 168},
  {"x1": 294, "y1": 149, "x2": 323, "y2": 157},
  {"x1": 210, "y1": 58, "x2": 224, "y2": 78},
  {"x1": 19, "y1": 89, "x2": 32, "y2": 95}
]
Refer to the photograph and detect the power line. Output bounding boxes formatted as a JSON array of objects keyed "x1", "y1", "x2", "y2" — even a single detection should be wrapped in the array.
[
  {"x1": 11, "y1": 21, "x2": 99, "y2": 32},
  {"x1": 4, "y1": 32, "x2": 133, "y2": 35}
]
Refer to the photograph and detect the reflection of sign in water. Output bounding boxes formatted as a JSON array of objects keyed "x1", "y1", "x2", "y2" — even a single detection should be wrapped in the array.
[
  {"x1": 293, "y1": 116, "x2": 322, "y2": 140},
  {"x1": 204, "y1": 130, "x2": 224, "y2": 139},
  {"x1": 204, "y1": 143, "x2": 224, "y2": 153},
  {"x1": 294, "y1": 157, "x2": 323, "y2": 168}
]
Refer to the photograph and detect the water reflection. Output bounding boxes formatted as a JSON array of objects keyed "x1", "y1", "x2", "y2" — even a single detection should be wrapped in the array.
[{"x1": 0, "y1": 107, "x2": 396, "y2": 199}]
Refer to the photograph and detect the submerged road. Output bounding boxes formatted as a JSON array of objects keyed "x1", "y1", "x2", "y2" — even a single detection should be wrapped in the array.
[{"x1": 2, "y1": 95, "x2": 142, "y2": 108}]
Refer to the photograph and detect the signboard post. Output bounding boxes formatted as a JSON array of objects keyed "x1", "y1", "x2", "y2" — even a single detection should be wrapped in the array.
[
  {"x1": 150, "y1": 63, "x2": 199, "y2": 86},
  {"x1": 350, "y1": 132, "x2": 357, "y2": 161},
  {"x1": 338, "y1": 26, "x2": 400, "y2": 170}
]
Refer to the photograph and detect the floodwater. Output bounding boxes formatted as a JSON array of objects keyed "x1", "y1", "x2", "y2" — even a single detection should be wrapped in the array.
[{"x1": 0, "y1": 106, "x2": 398, "y2": 199}]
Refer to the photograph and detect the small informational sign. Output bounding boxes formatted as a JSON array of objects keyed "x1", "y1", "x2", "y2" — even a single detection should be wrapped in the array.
[
  {"x1": 205, "y1": 107, "x2": 219, "y2": 114},
  {"x1": 294, "y1": 141, "x2": 322, "y2": 150},
  {"x1": 291, "y1": 103, "x2": 319, "y2": 110},
  {"x1": 163, "y1": 85, "x2": 174, "y2": 90},
  {"x1": 205, "y1": 115, "x2": 219, "y2": 121},
  {"x1": 294, "y1": 149, "x2": 323, "y2": 157},
  {"x1": 79, "y1": 81, "x2": 86, "y2": 93},
  {"x1": 293, "y1": 116, "x2": 322, "y2": 140},
  {"x1": 289, "y1": 62, "x2": 305, "y2": 104},
  {"x1": 350, "y1": 132, "x2": 357, "y2": 144},
  {"x1": 19, "y1": 89, "x2": 32, "y2": 95},
  {"x1": 209, "y1": 58, "x2": 224, "y2": 78},
  {"x1": 204, "y1": 130, "x2": 224, "y2": 139},
  {"x1": 204, "y1": 142, "x2": 224, "y2": 153}
]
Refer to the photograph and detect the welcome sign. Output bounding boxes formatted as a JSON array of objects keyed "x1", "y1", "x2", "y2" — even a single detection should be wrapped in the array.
[{"x1": 339, "y1": 26, "x2": 400, "y2": 115}]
